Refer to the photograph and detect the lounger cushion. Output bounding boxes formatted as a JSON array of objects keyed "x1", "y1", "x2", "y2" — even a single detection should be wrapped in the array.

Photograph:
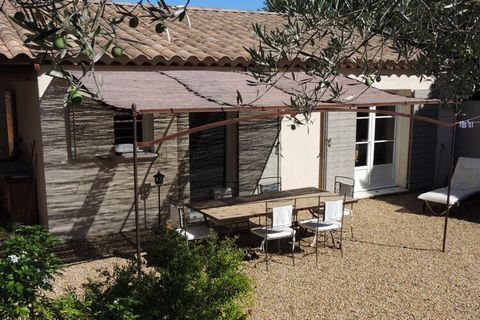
[
  {"x1": 250, "y1": 226, "x2": 295, "y2": 240},
  {"x1": 451, "y1": 167, "x2": 480, "y2": 189},
  {"x1": 451, "y1": 157, "x2": 480, "y2": 190},
  {"x1": 418, "y1": 187, "x2": 480, "y2": 206},
  {"x1": 298, "y1": 219, "x2": 342, "y2": 232}
]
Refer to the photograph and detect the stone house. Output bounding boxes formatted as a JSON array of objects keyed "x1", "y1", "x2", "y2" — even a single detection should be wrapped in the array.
[{"x1": 1, "y1": 2, "x2": 458, "y2": 239}]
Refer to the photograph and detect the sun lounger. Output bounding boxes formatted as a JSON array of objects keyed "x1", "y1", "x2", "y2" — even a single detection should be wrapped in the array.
[{"x1": 418, "y1": 157, "x2": 480, "y2": 214}]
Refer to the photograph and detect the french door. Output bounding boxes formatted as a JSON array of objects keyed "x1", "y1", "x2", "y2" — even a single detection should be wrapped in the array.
[{"x1": 354, "y1": 106, "x2": 397, "y2": 191}]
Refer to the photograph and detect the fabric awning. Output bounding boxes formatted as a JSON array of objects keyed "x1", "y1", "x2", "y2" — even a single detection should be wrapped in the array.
[{"x1": 76, "y1": 70, "x2": 439, "y2": 113}]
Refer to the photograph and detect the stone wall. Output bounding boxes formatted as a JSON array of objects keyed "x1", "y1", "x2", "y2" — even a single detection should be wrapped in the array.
[{"x1": 40, "y1": 78, "x2": 189, "y2": 239}]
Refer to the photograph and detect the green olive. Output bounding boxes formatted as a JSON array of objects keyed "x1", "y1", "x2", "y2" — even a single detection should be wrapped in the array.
[
  {"x1": 69, "y1": 90, "x2": 82, "y2": 105},
  {"x1": 53, "y1": 37, "x2": 66, "y2": 50},
  {"x1": 111, "y1": 46, "x2": 124, "y2": 58},
  {"x1": 129, "y1": 17, "x2": 139, "y2": 28},
  {"x1": 155, "y1": 23, "x2": 166, "y2": 34},
  {"x1": 14, "y1": 11, "x2": 25, "y2": 21}
]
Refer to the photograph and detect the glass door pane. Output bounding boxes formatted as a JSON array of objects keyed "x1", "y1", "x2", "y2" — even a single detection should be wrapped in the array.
[
  {"x1": 373, "y1": 141, "x2": 394, "y2": 165},
  {"x1": 355, "y1": 144, "x2": 368, "y2": 167},
  {"x1": 356, "y1": 118, "x2": 369, "y2": 143},
  {"x1": 374, "y1": 118, "x2": 395, "y2": 141}
]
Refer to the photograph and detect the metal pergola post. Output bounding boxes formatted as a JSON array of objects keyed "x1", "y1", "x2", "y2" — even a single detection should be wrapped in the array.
[
  {"x1": 132, "y1": 104, "x2": 142, "y2": 275},
  {"x1": 442, "y1": 111, "x2": 458, "y2": 252}
]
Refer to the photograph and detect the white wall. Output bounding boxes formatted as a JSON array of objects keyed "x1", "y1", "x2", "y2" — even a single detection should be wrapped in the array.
[
  {"x1": 280, "y1": 114, "x2": 320, "y2": 190},
  {"x1": 394, "y1": 104, "x2": 412, "y2": 188},
  {"x1": 347, "y1": 74, "x2": 434, "y2": 92},
  {"x1": 37, "y1": 73, "x2": 53, "y2": 99}
]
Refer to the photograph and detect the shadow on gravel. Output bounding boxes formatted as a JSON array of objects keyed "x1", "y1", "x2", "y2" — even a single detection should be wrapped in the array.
[
  {"x1": 54, "y1": 231, "x2": 155, "y2": 265},
  {"x1": 350, "y1": 238, "x2": 440, "y2": 252},
  {"x1": 365, "y1": 192, "x2": 480, "y2": 224}
]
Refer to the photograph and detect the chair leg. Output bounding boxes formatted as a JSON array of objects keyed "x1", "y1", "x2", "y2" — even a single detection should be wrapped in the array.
[
  {"x1": 265, "y1": 237, "x2": 268, "y2": 271},
  {"x1": 259, "y1": 239, "x2": 265, "y2": 252},
  {"x1": 340, "y1": 229, "x2": 344, "y2": 258},
  {"x1": 310, "y1": 232, "x2": 317, "y2": 247},
  {"x1": 277, "y1": 239, "x2": 281, "y2": 254},
  {"x1": 315, "y1": 231, "x2": 319, "y2": 267},
  {"x1": 330, "y1": 231, "x2": 336, "y2": 248},
  {"x1": 292, "y1": 234, "x2": 295, "y2": 267}
]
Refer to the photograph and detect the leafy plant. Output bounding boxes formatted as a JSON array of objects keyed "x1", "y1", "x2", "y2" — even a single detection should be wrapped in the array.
[
  {"x1": 0, "y1": 225, "x2": 251, "y2": 320},
  {"x1": 83, "y1": 228, "x2": 251, "y2": 320},
  {"x1": 0, "y1": 225, "x2": 63, "y2": 319},
  {"x1": 255, "y1": 0, "x2": 480, "y2": 120}
]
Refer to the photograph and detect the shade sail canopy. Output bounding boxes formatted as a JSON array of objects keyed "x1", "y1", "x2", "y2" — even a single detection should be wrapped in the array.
[{"x1": 75, "y1": 70, "x2": 439, "y2": 113}]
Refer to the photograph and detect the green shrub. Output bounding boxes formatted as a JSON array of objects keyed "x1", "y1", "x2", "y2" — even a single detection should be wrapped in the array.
[
  {"x1": 84, "y1": 228, "x2": 251, "y2": 320},
  {"x1": 34, "y1": 293, "x2": 90, "y2": 320},
  {"x1": 0, "y1": 226, "x2": 251, "y2": 320},
  {"x1": 0, "y1": 225, "x2": 63, "y2": 319}
]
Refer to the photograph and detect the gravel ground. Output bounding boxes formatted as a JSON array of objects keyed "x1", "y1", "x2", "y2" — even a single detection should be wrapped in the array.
[{"x1": 52, "y1": 193, "x2": 480, "y2": 319}]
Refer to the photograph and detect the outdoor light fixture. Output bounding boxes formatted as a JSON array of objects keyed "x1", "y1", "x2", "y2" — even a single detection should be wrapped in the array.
[
  {"x1": 153, "y1": 171, "x2": 165, "y2": 225},
  {"x1": 154, "y1": 171, "x2": 165, "y2": 186}
]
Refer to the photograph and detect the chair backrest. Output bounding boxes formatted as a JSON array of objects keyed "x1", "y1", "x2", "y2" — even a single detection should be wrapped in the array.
[
  {"x1": 265, "y1": 198, "x2": 295, "y2": 228},
  {"x1": 272, "y1": 205, "x2": 294, "y2": 229},
  {"x1": 169, "y1": 203, "x2": 185, "y2": 228},
  {"x1": 257, "y1": 176, "x2": 281, "y2": 194},
  {"x1": 324, "y1": 200, "x2": 344, "y2": 221},
  {"x1": 318, "y1": 194, "x2": 346, "y2": 221},
  {"x1": 451, "y1": 157, "x2": 480, "y2": 189},
  {"x1": 334, "y1": 176, "x2": 355, "y2": 198},
  {"x1": 259, "y1": 182, "x2": 281, "y2": 194}
]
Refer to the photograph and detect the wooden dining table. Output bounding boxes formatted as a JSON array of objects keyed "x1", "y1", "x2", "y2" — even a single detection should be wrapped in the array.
[{"x1": 186, "y1": 187, "x2": 358, "y2": 225}]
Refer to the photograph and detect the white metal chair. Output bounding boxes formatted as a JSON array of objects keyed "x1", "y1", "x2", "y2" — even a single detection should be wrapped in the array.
[
  {"x1": 169, "y1": 203, "x2": 210, "y2": 241},
  {"x1": 298, "y1": 194, "x2": 346, "y2": 264},
  {"x1": 256, "y1": 176, "x2": 281, "y2": 194},
  {"x1": 250, "y1": 200, "x2": 296, "y2": 270},
  {"x1": 334, "y1": 176, "x2": 355, "y2": 239}
]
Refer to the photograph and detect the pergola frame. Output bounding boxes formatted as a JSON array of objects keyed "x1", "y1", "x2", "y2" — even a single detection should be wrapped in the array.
[{"x1": 129, "y1": 100, "x2": 457, "y2": 274}]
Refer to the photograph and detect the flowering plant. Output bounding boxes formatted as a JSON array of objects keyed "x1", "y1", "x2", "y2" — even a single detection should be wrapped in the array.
[{"x1": 0, "y1": 225, "x2": 63, "y2": 319}]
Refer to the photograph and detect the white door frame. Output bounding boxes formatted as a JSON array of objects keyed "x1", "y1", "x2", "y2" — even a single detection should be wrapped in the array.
[{"x1": 354, "y1": 106, "x2": 398, "y2": 191}]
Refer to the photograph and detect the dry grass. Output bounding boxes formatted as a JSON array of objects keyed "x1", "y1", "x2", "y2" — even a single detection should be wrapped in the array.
[{"x1": 52, "y1": 193, "x2": 480, "y2": 319}]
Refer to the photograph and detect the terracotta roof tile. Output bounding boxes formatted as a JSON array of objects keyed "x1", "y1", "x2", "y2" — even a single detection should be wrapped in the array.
[
  {"x1": 0, "y1": 1, "x2": 34, "y2": 59},
  {"x1": 0, "y1": 1, "x2": 408, "y2": 68}
]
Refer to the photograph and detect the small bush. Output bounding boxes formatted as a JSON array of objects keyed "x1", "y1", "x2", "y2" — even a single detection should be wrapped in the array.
[
  {"x1": 0, "y1": 226, "x2": 251, "y2": 320},
  {"x1": 84, "y1": 228, "x2": 251, "y2": 320},
  {"x1": 0, "y1": 225, "x2": 63, "y2": 319}
]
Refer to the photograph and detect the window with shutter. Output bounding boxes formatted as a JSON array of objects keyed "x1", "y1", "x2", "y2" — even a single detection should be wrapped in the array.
[{"x1": 113, "y1": 113, "x2": 144, "y2": 155}]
